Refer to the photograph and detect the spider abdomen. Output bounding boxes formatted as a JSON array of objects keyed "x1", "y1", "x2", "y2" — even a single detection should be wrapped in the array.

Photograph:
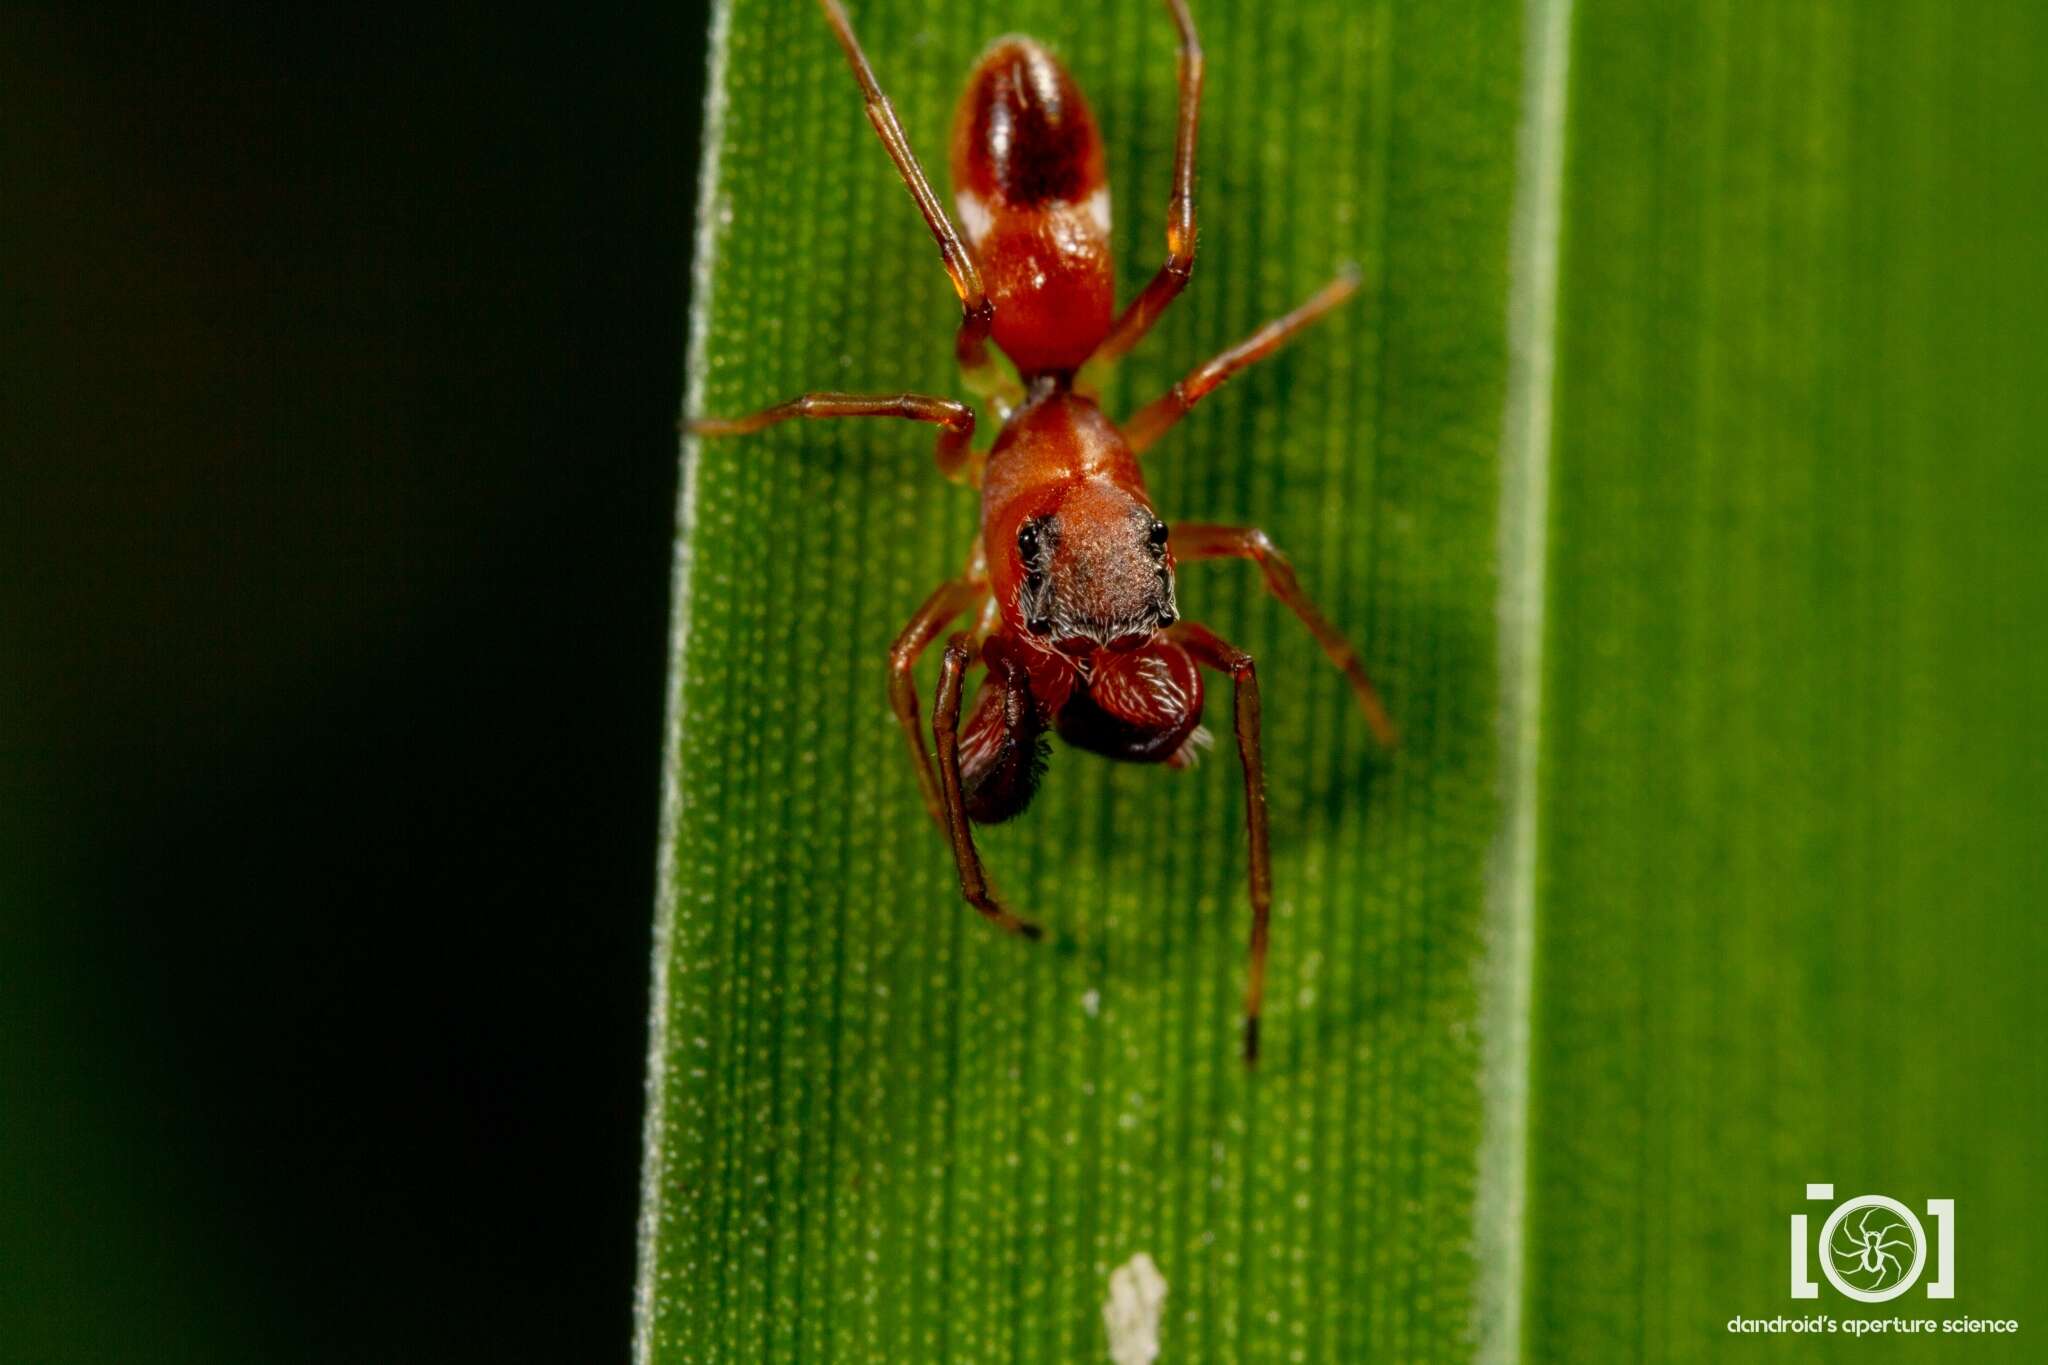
[{"x1": 950, "y1": 37, "x2": 1114, "y2": 376}]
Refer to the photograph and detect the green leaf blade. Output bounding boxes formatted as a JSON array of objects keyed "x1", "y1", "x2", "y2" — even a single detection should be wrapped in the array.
[
  {"x1": 642, "y1": 0, "x2": 1524, "y2": 1359},
  {"x1": 1527, "y1": 1, "x2": 2048, "y2": 1358},
  {"x1": 646, "y1": 0, "x2": 2048, "y2": 1358}
]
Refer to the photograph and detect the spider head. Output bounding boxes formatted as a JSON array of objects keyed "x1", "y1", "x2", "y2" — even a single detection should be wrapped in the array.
[{"x1": 1011, "y1": 479, "x2": 1176, "y2": 660}]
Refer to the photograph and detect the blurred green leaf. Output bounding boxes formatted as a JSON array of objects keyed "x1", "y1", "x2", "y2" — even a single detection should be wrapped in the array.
[
  {"x1": 1528, "y1": 2, "x2": 2048, "y2": 1359},
  {"x1": 639, "y1": 0, "x2": 2048, "y2": 1360}
]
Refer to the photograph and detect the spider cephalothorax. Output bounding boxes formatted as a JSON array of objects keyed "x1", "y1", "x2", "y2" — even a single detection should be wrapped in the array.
[
  {"x1": 1014, "y1": 485, "x2": 1178, "y2": 657},
  {"x1": 694, "y1": 0, "x2": 1396, "y2": 1062}
]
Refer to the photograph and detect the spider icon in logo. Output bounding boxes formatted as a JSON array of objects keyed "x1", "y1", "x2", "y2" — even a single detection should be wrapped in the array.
[
  {"x1": 1818, "y1": 1196, "x2": 1926, "y2": 1303},
  {"x1": 1789, "y1": 1185, "x2": 1956, "y2": 1301}
]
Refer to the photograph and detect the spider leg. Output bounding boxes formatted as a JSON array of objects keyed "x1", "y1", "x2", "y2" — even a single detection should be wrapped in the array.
[
  {"x1": 1088, "y1": 0, "x2": 1203, "y2": 369},
  {"x1": 1170, "y1": 622, "x2": 1271, "y2": 1065},
  {"x1": 1877, "y1": 1251, "x2": 1901, "y2": 1283},
  {"x1": 889, "y1": 577, "x2": 987, "y2": 827},
  {"x1": 933, "y1": 632, "x2": 1041, "y2": 938},
  {"x1": 1122, "y1": 271, "x2": 1360, "y2": 455},
  {"x1": 692, "y1": 391, "x2": 979, "y2": 483},
  {"x1": 1832, "y1": 1229, "x2": 1863, "y2": 1260},
  {"x1": 815, "y1": 0, "x2": 1012, "y2": 402},
  {"x1": 1169, "y1": 522, "x2": 1396, "y2": 747}
]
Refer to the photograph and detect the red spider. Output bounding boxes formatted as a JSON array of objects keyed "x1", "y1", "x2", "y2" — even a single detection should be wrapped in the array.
[{"x1": 695, "y1": 0, "x2": 1395, "y2": 1062}]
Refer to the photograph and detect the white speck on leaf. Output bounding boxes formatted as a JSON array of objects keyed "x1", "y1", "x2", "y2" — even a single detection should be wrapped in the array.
[
  {"x1": 1103, "y1": 1252, "x2": 1168, "y2": 1365},
  {"x1": 1082, "y1": 988, "x2": 1101, "y2": 1017}
]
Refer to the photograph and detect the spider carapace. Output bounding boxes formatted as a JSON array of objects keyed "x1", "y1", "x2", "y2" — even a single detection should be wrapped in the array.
[{"x1": 696, "y1": 0, "x2": 1396, "y2": 1063}]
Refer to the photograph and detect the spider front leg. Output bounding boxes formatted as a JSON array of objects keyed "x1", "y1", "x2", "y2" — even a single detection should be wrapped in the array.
[
  {"x1": 1170, "y1": 522, "x2": 1396, "y2": 746},
  {"x1": 888, "y1": 577, "x2": 986, "y2": 827},
  {"x1": 692, "y1": 391, "x2": 979, "y2": 483},
  {"x1": 1169, "y1": 622, "x2": 1272, "y2": 1064},
  {"x1": 932, "y1": 632, "x2": 1042, "y2": 939}
]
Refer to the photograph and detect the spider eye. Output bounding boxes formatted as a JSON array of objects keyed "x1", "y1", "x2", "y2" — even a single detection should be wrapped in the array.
[
  {"x1": 1147, "y1": 519, "x2": 1169, "y2": 548},
  {"x1": 1016, "y1": 515, "x2": 1057, "y2": 566},
  {"x1": 1027, "y1": 617, "x2": 1052, "y2": 636},
  {"x1": 1024, "y1": 571, "x2": 1045, "y2": 594}
]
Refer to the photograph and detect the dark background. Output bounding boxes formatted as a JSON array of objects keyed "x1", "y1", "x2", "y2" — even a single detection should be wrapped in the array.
[{"x1": 6, "y1": 3, "x2": 710, "y2": 1358}]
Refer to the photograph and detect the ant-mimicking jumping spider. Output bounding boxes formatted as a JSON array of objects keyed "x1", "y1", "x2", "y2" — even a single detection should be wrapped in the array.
[{"x1": 695, "y1": 0, "x2": 1396, "y2": 1062}]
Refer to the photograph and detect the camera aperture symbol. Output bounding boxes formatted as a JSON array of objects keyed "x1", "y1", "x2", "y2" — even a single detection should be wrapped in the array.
[{"x1": 1818, "y1": 1196, "x2": 1927, "y2": 1303}]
